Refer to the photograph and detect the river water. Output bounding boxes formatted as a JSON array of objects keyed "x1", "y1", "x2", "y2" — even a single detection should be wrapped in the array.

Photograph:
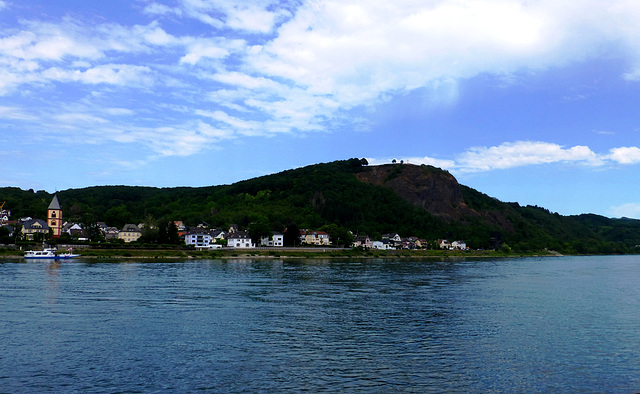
[{"x1": 1, "y1": 256, "x2": 639, "y2": 392}]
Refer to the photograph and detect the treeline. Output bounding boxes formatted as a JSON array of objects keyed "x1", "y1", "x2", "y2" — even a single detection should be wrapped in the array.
[
  {"x1": 2, "y1": 159, "x2": 640, "y2": 254},
  {"x1": 460, "y1": 187, "x2": 636, "y2": 254}
]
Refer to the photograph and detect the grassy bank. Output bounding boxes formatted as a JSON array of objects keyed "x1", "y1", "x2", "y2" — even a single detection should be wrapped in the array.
[{"x1": 1, "y1": 246, "x2": 558, "y2": 260}]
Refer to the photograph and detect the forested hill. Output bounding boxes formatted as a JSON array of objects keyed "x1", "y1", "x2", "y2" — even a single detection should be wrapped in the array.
[{"x1": 2, "y1": 158, "x2": 639, "y2": 253}]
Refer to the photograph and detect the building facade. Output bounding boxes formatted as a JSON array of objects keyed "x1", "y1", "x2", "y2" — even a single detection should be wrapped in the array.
[
  {"x1": 118, "y1": 224, "x2": 142, "y2": 243},
  {"x1": 47, "y1": 195, "x2": 63, "y2": 238},
  {"x1": 226, "y1": 231, "x2": 254, "y2": 248},
  {"x1": 185, "y1": 231, "x2": 214, "y2": 249},
  {"x1": 21, "y1": 218, "x2": 49, "y2": 240}
]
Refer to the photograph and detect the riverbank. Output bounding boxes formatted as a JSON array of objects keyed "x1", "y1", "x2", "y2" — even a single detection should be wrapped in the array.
[{"x1": 0, "y1": 246, "x2": 560, "y2": 260}]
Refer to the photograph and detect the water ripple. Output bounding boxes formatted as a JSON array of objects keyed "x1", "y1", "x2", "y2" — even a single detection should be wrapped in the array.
[{"x1": 1, "y1": 257, "x2": 639, "y2": 392}]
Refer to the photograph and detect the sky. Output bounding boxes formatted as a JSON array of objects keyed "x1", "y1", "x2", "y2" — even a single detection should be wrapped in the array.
[{"x1": 1, "y1": 0, "x2": 640, "y2": 219}]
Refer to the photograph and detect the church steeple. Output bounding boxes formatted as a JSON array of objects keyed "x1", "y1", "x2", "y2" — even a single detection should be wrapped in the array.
[{"x1": 47, "y1": 194, "x2": 62, "y2": 238}]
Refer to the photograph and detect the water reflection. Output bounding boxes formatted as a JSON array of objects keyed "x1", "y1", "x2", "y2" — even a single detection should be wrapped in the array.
[{"x1": 45, "y1": 260, "x2": 61, "y2": 305}]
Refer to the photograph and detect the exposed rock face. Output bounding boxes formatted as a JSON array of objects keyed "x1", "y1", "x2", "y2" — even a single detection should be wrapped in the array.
[
  {"x1": 356, "y1": 164, "x2": 466, "y2": 221},
  {"x1": 356, "y1": 164, "x2": 514, "y2": 232}
]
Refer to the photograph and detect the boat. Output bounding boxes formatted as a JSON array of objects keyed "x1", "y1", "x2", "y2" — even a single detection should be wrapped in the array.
[
  {"x1": 24, "y1": 248, "x2": 57, "y2": 259},
  {"x1": 56, "y1": 251, "x2": 81, "y2": 259},
  {"x1": 23, "y1": 248, "x2": 80, "y2": 260}
]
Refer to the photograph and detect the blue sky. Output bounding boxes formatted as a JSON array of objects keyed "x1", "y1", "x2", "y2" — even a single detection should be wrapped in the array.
[{"x1": 2, "y1": 0, "x2": 640, "y2": 219}]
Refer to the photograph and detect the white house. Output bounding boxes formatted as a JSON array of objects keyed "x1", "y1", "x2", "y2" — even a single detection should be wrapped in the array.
[
  {"x1": 185, "y1": 231, "x2": 215, "y2": 249},
  {"x1": 211, "y1": 230, "x2": 226, "y2": 240},
  {"x1": 260, "y1": 232, "x2": 284, "y2": 247},
  {"x1": 0, "y1": 206, "x2": 10, "y2": 224},
  {"x1": 272, "y1": 232, "x2": 284, "y2": 247},
  {"x1": 226, "y1": 231, "x2": 254, "y2": 248},
  {"x1": 63, "y1": 223, "x2": 88, "y2": 241},
  {"x1": 382, "y1": 233, "x2": 402, "y2": 244},
  {"x1": 353, "y1": 235, "x2": 372, "y2": 248},
  {"x1": 372, "y1": 240, "x2": 395, "y2": 250},
  {"x1": 451, "y1": 240, "x2": 467, "y2": 250}
]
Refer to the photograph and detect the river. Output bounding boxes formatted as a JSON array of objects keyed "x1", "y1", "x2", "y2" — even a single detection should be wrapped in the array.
[{"x1": 1, "y1": 256, "x2": 639, "y2": 392}]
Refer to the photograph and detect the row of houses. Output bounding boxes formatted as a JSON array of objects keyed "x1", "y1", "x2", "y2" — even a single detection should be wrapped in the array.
[
  {"x1": 5, "y1": 217, "x2": 467, "y2": 251},
  {"x1": 4, "y1": 216, "x2": 299, "y2": 248},
  {"x1": 1, "y1": 196, "x2": 467, "y2": 250},
  {"x1": 3, "y1": 218, "x2": 143, "y2": 243},
  {"x1": 184, "y1": 229, "x2": 466, "y2": 250},
  {"x1": 353, "y1": 234, "x2": 467, "y2": 251},
  {"x1": 183, "y1": 228, "x2": 333, "y2": 249}
]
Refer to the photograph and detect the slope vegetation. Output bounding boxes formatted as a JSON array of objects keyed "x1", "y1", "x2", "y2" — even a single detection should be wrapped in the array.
[{"x1": 1, "y1": 159, "x2": 638, "y2": 253}]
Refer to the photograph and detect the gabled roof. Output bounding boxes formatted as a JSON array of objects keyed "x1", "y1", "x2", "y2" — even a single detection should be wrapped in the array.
[
  {"x1": 22, "y1": 218, "x2": 49, "y2": 230},
  {"x1": 225, "y1": 231, "x2": 250, "y2": 239},
  {"x1": 185, "y1": 230, "x2": 212, "y2": 236},
  {"x1": 48, "y1": 195, "x2": 61, "y2": 210},
  {"x1": 121, "y1": 223, "x2": 141, "y2": 232}
]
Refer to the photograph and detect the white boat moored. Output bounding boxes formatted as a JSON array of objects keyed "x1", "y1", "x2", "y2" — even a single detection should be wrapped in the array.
[{"x1": 23, "y1": 248, "x2": 80, "y2": 259}]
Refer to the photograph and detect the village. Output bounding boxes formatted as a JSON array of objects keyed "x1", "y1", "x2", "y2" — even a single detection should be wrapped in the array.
[{"x1": 0, "y1": 195, "x2": 468, "y2": 251}]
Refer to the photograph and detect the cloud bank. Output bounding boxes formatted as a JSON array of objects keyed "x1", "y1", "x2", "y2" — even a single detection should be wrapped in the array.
[
  {"x1": 1, "y1": 0, "x2": 640, "y2": 160},
  {"x1": 609, "y1": 203, "x2": 640, "y2": 219},
  {"x1": 368, "y1": 141, "x2": 640, "y2": 173}
]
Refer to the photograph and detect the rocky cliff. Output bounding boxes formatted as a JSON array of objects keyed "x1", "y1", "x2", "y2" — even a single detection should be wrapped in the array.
[
  {"x1": 355, "y1": 164, "x2": 464, "y2": 220},
  {"x1": 356, "y1": 164, "x2": 514, "y2": 231}
]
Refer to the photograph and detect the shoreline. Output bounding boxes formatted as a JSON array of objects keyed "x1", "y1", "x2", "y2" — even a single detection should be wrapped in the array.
[{"x1": 0, "y1": 247, "x2": 566, "y2": 260}]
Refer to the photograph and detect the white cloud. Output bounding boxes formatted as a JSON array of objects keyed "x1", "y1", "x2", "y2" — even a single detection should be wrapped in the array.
[
  {"x1": 0, "y1": 25, "x2": 100, "y2": 61},
  {"x1": 42, "y1": 64, "x2": 153, "y2": 86},
  {"x1": 196, "y1": 120, "x2": 236, "y2": 139},
  {"x1": 200, "y1": 0, "x2": 640, "y2": 133},
  {"x1": 140, "y1": 25, "x2": 176, "y2": 46},
  {"x1": 176, "y1": 0, "x2": 284, "y2": 33},
  {"x1": 251, "y1": 0, "x2": 550, "y2": 105},
  {"x1": 609, "y1": 203, "x2": 640, "y2": 219},
  {"x1": 373, "y1": 141, "x2": 640, "y2": 174},
  {"x1": 4, "y1": 0, "x2": 640, "y2": 167},
  {"x1": 143, "y1": 3, "x2": 183, "y2": 17},
  {"x1": 150, "y1": 126, "x2": 210, "y2": 156},
  {"x1": 608, "y1": 147, "x2": 640, "y2": 164},
  {"x1": 104, "y1": 107, "x2": 135, "y2": 116},
  {"x1": 54, "y1": 113, "x2": 109, "y2": 124},
  {"x1": 456, "y1": 141, "x2": 603, "y2": 172},
  {"x1": 0, "y1": 18, "x2": 179, "y2": 94},
  {"x1": 46, "y1": 120, "x2": 228, "y2": 158},
  {"x1": 94, "y1": 21, "x2": 180, "y2": 52},
  {"x1": 0, "y1": 106, "x2": 36, "y2": 121},
  {"x1": 225, "y1": 6, "x2": 279, "y2": 33},
  {"x1": 180, "y1": 43, "x2": 230, "y2": 65},
  {"x1": 622, "y1": 69, "x2": 640, "y2": 81},
  {"x1": 178, "y1": 36, "x2": 248, "y2": 65},
  {"x1": 210, "y1": 71, "x2": 281, "y2": 90},
  {"x1": 0, "y1": 19, "x2": 178, "y2": 64},
  {"x1": 196, "y1": 109, "x2": 262, "y2": 133}
]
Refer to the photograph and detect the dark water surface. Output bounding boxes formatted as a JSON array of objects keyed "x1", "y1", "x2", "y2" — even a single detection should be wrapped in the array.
[{"x1": 1, "y1": 256, "x2": 639, "y2": 392}]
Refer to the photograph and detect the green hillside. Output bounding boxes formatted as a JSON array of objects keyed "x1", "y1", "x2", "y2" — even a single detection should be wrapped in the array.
[{"x1": 1, "y1": 159, "x2": 639, "y2": 253}]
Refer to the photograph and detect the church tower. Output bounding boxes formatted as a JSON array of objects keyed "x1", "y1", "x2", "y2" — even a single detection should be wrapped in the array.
[{"x1": 47, "y1": 194, "x2": 62, "y2": 238}]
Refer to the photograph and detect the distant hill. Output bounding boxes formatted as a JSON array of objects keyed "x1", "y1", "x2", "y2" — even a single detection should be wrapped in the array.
[{"x1": 2, "y1": 158, "x2": 639, "y2": 253}]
